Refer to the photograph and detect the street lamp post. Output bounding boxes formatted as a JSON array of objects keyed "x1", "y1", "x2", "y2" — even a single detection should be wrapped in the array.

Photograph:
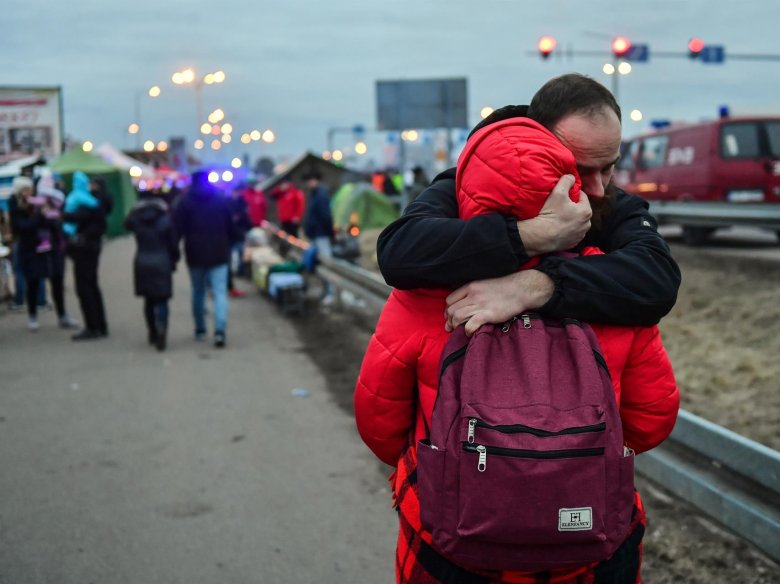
[
  {"x1": 130, "y1": 85, "x2": 161, "y2": 150},
  {"x1": 172, "y1": 68, "x2": 226, "y2": 139}
]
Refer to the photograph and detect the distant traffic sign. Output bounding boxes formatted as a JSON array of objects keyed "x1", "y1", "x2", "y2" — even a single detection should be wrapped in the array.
[
  {"x1": 626, "y1": 44, "x2": 649, "y2": 62},
  {"x1": 701, "y1": 45, "x2": 726, "y2": 63}
]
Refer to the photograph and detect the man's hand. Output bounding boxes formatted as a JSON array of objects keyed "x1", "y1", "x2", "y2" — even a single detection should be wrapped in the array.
[
  {"x1": 518, "y1": 175, "x2": 592, "y2": 257},
  {"x1": 445, "y1": 270, "x2": 555, "y2": 336}
]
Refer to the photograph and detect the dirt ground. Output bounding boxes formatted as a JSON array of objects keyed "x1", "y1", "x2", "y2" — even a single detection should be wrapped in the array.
[{"x1": 287, "y1": 234, "x2": 780, "y2": 583}]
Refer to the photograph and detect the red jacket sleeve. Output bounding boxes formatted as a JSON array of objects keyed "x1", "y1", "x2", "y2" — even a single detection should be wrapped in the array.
[
  {"x1": 618, "y1": 325, "x2": 680, "y2": 453},
  {"x1": 354, "y1": 298, "x2": 420, "y2": 466}
]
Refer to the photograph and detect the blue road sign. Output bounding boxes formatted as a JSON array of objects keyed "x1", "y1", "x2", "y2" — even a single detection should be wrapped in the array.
[
  {"x1": 626, "y1": 44, "x2": 649, "y2": 62},
  {"x1": 701, "y1": 45, "x2": 726, "y2": 63}
]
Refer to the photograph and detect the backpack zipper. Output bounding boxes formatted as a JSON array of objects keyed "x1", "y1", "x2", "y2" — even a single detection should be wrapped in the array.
[
  {"x1": 463, "y1": 442, "x2": 605, "y2": 472},
  {"x1": 467, "y1": 418, "x2": 606, "y2": 443},
  {"x1": 501, "y1": 314, "x2": 533, "y2": 332}
]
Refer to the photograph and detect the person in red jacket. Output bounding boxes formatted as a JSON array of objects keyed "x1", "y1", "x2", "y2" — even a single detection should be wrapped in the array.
[
  {"x1": 269, "y1": 180, "x2": 305, "y2": 236},
  {"x1": 354, "y1": 117, "x2": 679, "y2": 584},
  {"x1": 241, "y1": 182, "x2": 267, "y2": 227}
]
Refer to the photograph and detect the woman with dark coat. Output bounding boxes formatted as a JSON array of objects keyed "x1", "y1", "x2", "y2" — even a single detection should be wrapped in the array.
[
  {"x1": 124, "y1": 193, "x2": 179, "y2": 351},
  {"x1": 9, "y1": 176, "x2": 79, "y2": 332}
]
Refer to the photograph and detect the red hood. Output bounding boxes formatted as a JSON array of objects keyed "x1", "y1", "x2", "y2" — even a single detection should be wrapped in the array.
[{"x1": 456, "y1": 117, "x2": 581, "y2": 220}]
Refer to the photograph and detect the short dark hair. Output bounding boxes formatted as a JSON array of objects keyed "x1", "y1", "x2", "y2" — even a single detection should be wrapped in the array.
[
  {"x1": 467, "y1": 105, "x2": 529, "y2": 139},
  {"x1": 528, "y1": 73, "x2": 621, "y2": 131}
]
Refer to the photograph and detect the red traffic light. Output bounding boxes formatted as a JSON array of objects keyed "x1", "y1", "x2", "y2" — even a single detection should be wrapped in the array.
[
  {"x1": 611, "y1": 36, "x2": 631, "y2": 58},
  {"x1": 688, "y1": 37, "x2": 704, "y2": 57},
  {"x1": 538, "y1": 35, "x2": 557, "y2": 59}
]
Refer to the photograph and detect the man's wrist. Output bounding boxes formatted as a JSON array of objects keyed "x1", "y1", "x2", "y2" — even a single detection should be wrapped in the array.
[
  {"x1": 517, "y1": 217, "x2": 555, "y2": 257},
  {"x1": 521, "y1": 269, "x2": 555, "y2": 309}
]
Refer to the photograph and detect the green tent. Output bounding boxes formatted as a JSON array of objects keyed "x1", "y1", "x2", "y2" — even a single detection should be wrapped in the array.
[
  {"x1": 330, "y1": 182, "x2": 399, "y2": 230},
  {"x1": 49, "y1": 148, "x2": 138, "y2": 237}
]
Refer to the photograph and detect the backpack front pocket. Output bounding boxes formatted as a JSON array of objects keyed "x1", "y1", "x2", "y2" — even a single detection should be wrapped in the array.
[{"x1": 456, "y1": 404, "x2": 610, "y2": 545}]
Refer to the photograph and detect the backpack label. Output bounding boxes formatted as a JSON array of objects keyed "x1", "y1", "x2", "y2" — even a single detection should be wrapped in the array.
[{"x1": 558, "y1": 507, "x2": 593, "y2": 531}]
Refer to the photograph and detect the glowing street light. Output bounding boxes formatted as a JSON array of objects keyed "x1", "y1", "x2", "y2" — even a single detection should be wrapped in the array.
[
  {"x1": 148, "y1": 86, "x2": 161, "y2": 97},
  {"x1": 200, "y1": 123, "x2": 212, "y2": 134},
  {"x1": 630, "y1": 109, "x2": 643, "y2": 122},
  {"x1": 210, "y1": 139, "x2": 221, "y2": 150},
  {"x1": 355, "y1": 141, "x2": 368, "y2": 155},
  {"x1": 208, "y1": 108, "x2": 225, "y2": 124},
  {"x1": 602, "y1": 58, "x2": 632, "y2": 102},
  {"x1": 171, "y1": 68, "x2": 227, "y2": 137},
  {"x1": 129, "y1": 166, "x2": 143, "y2": 178},
  {"x1": 82, "y1": 141, "x2": 94, "y2": 152},
  {"x1": 143, "y1": 140, "x2": 155, "y2": 152},
  {"x1": 221, "y1": 134, "x2": 232, "y2": 144},
  {"x1": 194, "y1": 139, "x2": 205, "y2": 150},
  {"x1": 221, "y1": 123, "x2": 233, "y2": 134},
  {"x1": 262, "y1": 129, "x2": 275, "y2": 143},
  {"x1": 332, "y1": 149, "x2": 344, "y2": 161},
  {"x1": 231, "y1": 157, "x2": 242, "y2": 168},
  {"x1": 128, "y1": 123, "x2": 140, "y2": 135},
  {"x1": 480, "y1": 106, "x2": 494, "y2": 119},
  {"x1": 250, "y1": 130, "x2": 261, "y2": 141},
  {"x1": 157, "y1": 141, "x2": 168, "y2": 152},
  {"x1": 240, "y1": 133, "x2": 251, "y2": 144},
  {"x1": 401, "y1": 130, "x2": 419, "y2": 142}
]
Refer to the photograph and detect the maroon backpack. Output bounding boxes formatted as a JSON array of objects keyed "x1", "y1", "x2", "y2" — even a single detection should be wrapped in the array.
[{"x1": 417, "y1": 314, "x2": 635, "y2": 572}]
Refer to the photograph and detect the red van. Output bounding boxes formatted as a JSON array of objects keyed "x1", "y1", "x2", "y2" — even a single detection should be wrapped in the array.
[{"x1": 614, "y1": 116, "x2": 780, "y2": 243}]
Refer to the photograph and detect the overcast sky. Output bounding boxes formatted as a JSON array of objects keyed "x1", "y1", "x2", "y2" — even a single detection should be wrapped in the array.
[{"x1": 5, "y1": 0, "x2": 780, "y2": 167}]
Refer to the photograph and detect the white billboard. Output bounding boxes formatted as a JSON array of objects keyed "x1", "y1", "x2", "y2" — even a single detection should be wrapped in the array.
[{"x1": 0, "y1": 86, "x2": 63, "y2": 161}]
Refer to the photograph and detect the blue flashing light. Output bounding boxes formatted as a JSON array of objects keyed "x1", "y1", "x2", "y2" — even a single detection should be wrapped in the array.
[
  {"x1": 718, "y1": 105, "x2": 730, "y2": 118},
  {"x1": 650, "y1": 119, "x2": 671, "y2": 130}
]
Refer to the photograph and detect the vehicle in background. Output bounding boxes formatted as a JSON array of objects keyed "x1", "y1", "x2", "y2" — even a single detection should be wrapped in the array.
[{"x1": 614, "y1": 116, "x2": 780, "y2": 245}]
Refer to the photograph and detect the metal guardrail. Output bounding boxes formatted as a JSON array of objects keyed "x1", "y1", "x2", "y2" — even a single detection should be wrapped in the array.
[
  {"x1": 264, "y1": 225, "x2": 780, "y2": 563},
  {"x1": 636, "y1": 411, "x2": 780, "y2": 563},
  {"x1": 649, "y1": 201, "x2": 780, "y2": 231}
]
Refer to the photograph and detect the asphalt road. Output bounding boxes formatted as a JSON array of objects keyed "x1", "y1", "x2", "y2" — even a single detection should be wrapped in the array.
[{"x1": 0, "y1": 236, "x2": 396, "y2": 584}]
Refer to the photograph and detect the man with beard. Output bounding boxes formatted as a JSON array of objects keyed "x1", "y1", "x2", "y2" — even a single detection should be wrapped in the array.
[{"x1": 377, "y1": 73, "x2": 681, "y2": 335}]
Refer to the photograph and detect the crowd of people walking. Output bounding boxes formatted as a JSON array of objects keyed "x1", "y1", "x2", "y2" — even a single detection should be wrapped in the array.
[{"x1": 3, "y1": 167, "x2": 306, "y2": 352}]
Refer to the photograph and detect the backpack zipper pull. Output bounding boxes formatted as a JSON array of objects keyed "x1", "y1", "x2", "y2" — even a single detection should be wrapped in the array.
[
  {"x1": 521, "y1": 314, "x2": 532, "y2": 329},
  {"x1": 467, "y1": 418, "x2": 477, "y2": 443},
  {"x1": 501, "y1": 316, "x2": 518, "y2": 333},
  {"x1": 476, "y1": 445, "x2": 487, "y2": 472}
]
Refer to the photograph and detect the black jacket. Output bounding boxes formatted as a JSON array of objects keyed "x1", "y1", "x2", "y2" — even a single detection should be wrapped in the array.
[
  {"x1": 9, "y1": 195, "x2": 65, "y2": 280},
  {"x1": 124, "y1": 199, "x2": 179, "y2": 299},
  {"x1": 376, "y1": 168, "x2": 681, "y2": 326},
  {"x1": 304, "y1": 185, "x2": 334, "y2": 240},
  {"x1": 174, "y1": 186, "x2": 235, "y2": 268}
]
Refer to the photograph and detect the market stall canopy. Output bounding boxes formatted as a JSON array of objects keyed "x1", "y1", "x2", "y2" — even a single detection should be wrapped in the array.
[
  {"x1": 49, "y1": 148, "x2": 119, "y2": 175},
  {"x1": 257, "y1": 152, "x2": 368, "y2": 194},
  {"x1": 49, "y1": 148, "x2": 137, "y2": 236},
  {"x1": 331, "y1": 182, "x2": 399, "y2": 230},
  {"x1": 96, "y1": 143, "x2": 156, "y2": 178}
]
